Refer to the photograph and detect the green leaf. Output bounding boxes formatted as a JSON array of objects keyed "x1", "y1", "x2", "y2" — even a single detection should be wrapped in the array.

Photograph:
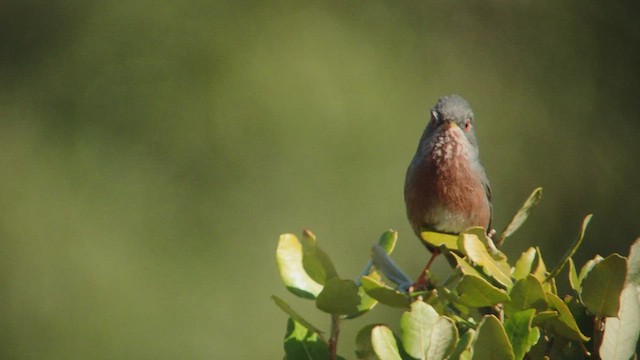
[
  {"x1": 355, "y1": 324, "x2": 380, "y2": 360},
  {"x1": 568, "y1": 257, "x2": 581, "y2": 293},
  {"x1": 599, "y1": 284, "x2": 640, "y2": 360},
  {"x1": 361, "y1": 275, "x2": 411, "y2": 308},
  {"x1": 400, "y1": 301, "x2": 440, "y2": 359},
  {"x1": 378, "y1": 229, "x2": 399, "y2": 254},
  {"x1": 427, "y1": 316, "x2": 458, "y2": 360},
  {"x1": 448, "y1": 330, "x2": 474, "y2": 360},
  {"x1": 512, "y1": 247, "x2": 537, "y2": 281},
  {"x1": 581, "y1": 253, "x2": 627, "y2": 317},
  {"x1": 455, "y1": 274, "x2": 510, "y2": 307},
  {"x1": 471, "y1": 315, "x2": 515, "y2": 360},
  {"x1": 578, "y1": 255, "x2": 604, "y2": 284},
  {"x1": 459, "y1": 233, "x2": 512, "y2": 288},
  {"x1": 348, "y1": 274, "x2": 380, "y2": 319},
  {"x1": 546, "y1": 214, "x2": 592, "y2": 281},
  {"x1": 276, "y1": 233, "x2": 323, "y2": 299},
  {"x1": 497, "y1": 187, "x2": 542, "y2": 246},
  {"x1": 300, "y1": 229, "x2": 339, "y2": 285},
  {"x1": 545, "y1": 292, "x2": 590, "y2": 342},
  {"x1": 371, "y1": 244, "x2": 413, "y2": 288},
  {"x1": 272, "y1": 296, "x2": 325, "y2": 338},
  {"x1": 371, "y1": 325, "x2": 403, "y2": 360},
  {"x1": 421, "y1": 231, "x2": 459, "y2": 251},
  {"x1": 626, "y1": 237, "x2": 640, "y2": 287},
  {"x1": 316, "y1": 278, "x2": 360, "y2": 315},
  {"x1": 452, "y1": 253, "x2": 483, "y2": 278},
  {"x1": 531, "y1": 310, "x2": 559, "y2": 327},
  {"x1": 504, "y1": 275, "x2": 547, "y2": 316},
  {"x1": 504, "y1": 309, "x2": 540, "y2": 360},
  {"x1": 283, "y1": 318, "x2": 329, "y2": 359},
  {"x1": 465, "y1": 227, "x2": 503, "y2": 258}
]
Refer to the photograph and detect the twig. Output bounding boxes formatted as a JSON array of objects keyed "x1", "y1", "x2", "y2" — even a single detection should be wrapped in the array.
[{"x1": 328, "y1": 314, "x2": 341, "y2": 360}]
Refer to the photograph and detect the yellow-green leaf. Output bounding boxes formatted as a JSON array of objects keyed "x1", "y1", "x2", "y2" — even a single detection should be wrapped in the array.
[
  {"x1": 504, "y1": 275, "x2": 547, "y2": 316},
  {"x1": 371, "y1": 325, "x2": 402, "y2": 360},
  {"x1": 300, "y1": 229, "x2": 338, "y2": 285},
  {"x1": 546, "y1": 214, "x2": 592, "y2": 281},
  {"x1": 316, "y1": 278, "x2": 360, "y2": 315},
  {"x1": 504, "y1": 309, "x2": 540, "y2": 360},
  {"x1": 456, "y1": 274, "x2": 510, "y2": 307},
  {"x1": 471, "y1": 315, "x2": 515, "y2": 360},
  {"x1": 459, "y1": 233, "x2": 512, "y2": 288},
  {"x1": 361, "y1": 276, "x2": 410, "y2": 308},
  {"x1": 420, "y1": 231, "x2": 459, "y2": 251},
  {"x1": 546, "y1": 292, "x2": 590, "y2": 342},
  {"x1": 276, "y1": 233, "x2": 323, "y2": 299},
  {"x1": 497, "y1": 187, "x2": 542, "y2": 246}
]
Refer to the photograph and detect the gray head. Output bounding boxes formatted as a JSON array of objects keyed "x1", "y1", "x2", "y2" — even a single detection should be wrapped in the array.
[{"x1": 427, "y1": 94, "x2": 478, "y2": 148}]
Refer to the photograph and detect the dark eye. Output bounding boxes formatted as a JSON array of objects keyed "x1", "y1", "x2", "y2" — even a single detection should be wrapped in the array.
[{"x1": 464, "y1": 119, "x2": 471, "y2": 131}]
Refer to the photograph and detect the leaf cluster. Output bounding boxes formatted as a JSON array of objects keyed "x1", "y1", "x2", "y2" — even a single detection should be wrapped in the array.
[{"x1": 273, "y1": 189, "x2": 640, "y2": 359}]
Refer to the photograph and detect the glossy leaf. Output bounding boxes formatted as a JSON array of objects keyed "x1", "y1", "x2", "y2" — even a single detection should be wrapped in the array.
[
  {"x1": 465, "y1": 227, "x2": 502, "y2": 258},
  {"x1": 455, "y1": 274, "x2": 510, "y2": 307},
  {"x1": 568, "y1": 257, "x2": 580, "y2": 293},
  {"x1": 300, "y1": 229, "x2": 338, "y2": 285},
  {"x1": 471, "y1": 315, "x2": 515, "y2": 360},
  {"x1": 599, "y1": 284, "x2": 640, "y2": 360},
  {"x1": 420, "y1": 231, "x2": 459, "y2": 251},
  {"x1": 546, "y1": 214, "x2": 592, "y2": 281},
  {"x1": 378, "y1": 229, "x2": 399, "y2": 254},
  {"x1": 276, "y1": 233, "x2": 323, "y2": 299},
  {"x1": 578, "y1": 255, "x2": 604, "y2": 284},
  {"x1": 448, "y1": 329, "x2": 474, "y2": 360},
  {"x1": 546, "y1": 292, "x2": 590, "y2": 342},
  {"x1": 504, "y1": 275, "x2": 547, "y2": 316},
  {"x1": 371, "y1": 325, "x2": 402, "y2": 360},
  {"x1": 283, "y1": 318, "x2": 329, "y2": 359},
  {"x1": 400, "y1": 301, "x2": 440, "y2": 359},
  {"x1": 272, "y1": 296, "x2": 325, "y2": 338},
  {"x1": 361, "y1": 275, "x2": 410, "y2": 308},
  {"x1": 427, "y1": 317, "x2": 458, "y2": 360},
  {"x1": 452, "y1": 253, "x2": 483, "y2": 278},
  {"x1": 459, "y1": 233, "x2": 512, "y2": 288},
  {"x1": 504, "y1": 309, "x2": 540, "y2": 360},
  {"x1": 355, "y1": 324, "x2": 381, "y2": 360},
  {"x1": 497, "y1": 187, "x2": 542, "y2": 246},
  {"x1": 531, "y1": 310, "x2": 558, "y2": 327},
  {"x1": 581, "y1": 253, "x2": 627, "y2": 317},
  {"x1": 316, "y1": 278, "x2": 360, "y2": 315},
  {"x1": 348, "y1": 273, "x2": 380, "y2": 319},
  {"x1": 512, "y1": 247, "x2": 537, "y2": 281}
]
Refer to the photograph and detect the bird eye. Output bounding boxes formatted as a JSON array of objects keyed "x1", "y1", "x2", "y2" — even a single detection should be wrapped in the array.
[{"x1": 464, "y1": 119, "x2": 471, "y2": 131}]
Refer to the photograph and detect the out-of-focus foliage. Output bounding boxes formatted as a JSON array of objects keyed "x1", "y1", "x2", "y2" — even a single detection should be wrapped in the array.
[{"x1": 1, "y1": 1, "x2": 639, "y2": 358}]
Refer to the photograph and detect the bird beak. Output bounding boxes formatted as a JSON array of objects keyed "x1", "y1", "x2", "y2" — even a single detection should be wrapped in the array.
[{"x1": 444, "y1": 121, "x2": 459, "y2": 129}]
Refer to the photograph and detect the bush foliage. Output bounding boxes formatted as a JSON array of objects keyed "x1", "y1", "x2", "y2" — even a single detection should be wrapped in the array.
[{"x1": 273, "y1": 188, "x2": 640, "y2": 359}]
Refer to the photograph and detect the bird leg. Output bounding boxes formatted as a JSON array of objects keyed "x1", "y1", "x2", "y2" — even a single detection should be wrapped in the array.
[{"x1": 413, "y1": 249, "x2": 440, "y2": 291}]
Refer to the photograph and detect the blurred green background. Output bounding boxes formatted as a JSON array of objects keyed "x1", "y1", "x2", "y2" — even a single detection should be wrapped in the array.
[{"x1": 1, "y1": 1, "x2": 639, "y2": 358}]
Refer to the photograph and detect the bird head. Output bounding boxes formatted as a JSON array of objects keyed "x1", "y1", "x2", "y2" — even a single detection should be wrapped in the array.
[{"x1": 427, "y1": 94, "x2": 479, "y2": 150}]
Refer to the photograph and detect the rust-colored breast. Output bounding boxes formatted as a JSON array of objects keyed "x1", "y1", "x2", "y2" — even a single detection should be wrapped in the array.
[{"x1": 404, "y1": 128, "x2": 491, "y2": 237}]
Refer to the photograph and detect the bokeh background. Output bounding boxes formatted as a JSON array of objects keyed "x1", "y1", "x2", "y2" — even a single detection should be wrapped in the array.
[{"x1": 1, "y1": 1, "x2": 639, "y2": 358}]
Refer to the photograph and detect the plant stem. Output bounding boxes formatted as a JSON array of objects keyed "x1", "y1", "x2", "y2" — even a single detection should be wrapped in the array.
[{"x1": 328, "y1": 314, "x2": 341, "y2": 360}]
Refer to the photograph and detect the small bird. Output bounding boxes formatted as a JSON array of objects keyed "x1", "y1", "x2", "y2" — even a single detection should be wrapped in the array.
[{"x1": 404, "y1": 95, "x2": 492, "y2": 288}]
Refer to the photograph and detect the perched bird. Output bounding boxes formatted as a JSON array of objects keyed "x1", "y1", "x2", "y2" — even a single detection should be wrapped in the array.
[{"x1": 404, "y1": 95, "x2": 492, "y2": 287}]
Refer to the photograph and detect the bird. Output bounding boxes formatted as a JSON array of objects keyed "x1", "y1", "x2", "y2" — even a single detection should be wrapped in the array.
[{"x1": 404, "y1": 94, "x2": 492, "y2": 289}]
